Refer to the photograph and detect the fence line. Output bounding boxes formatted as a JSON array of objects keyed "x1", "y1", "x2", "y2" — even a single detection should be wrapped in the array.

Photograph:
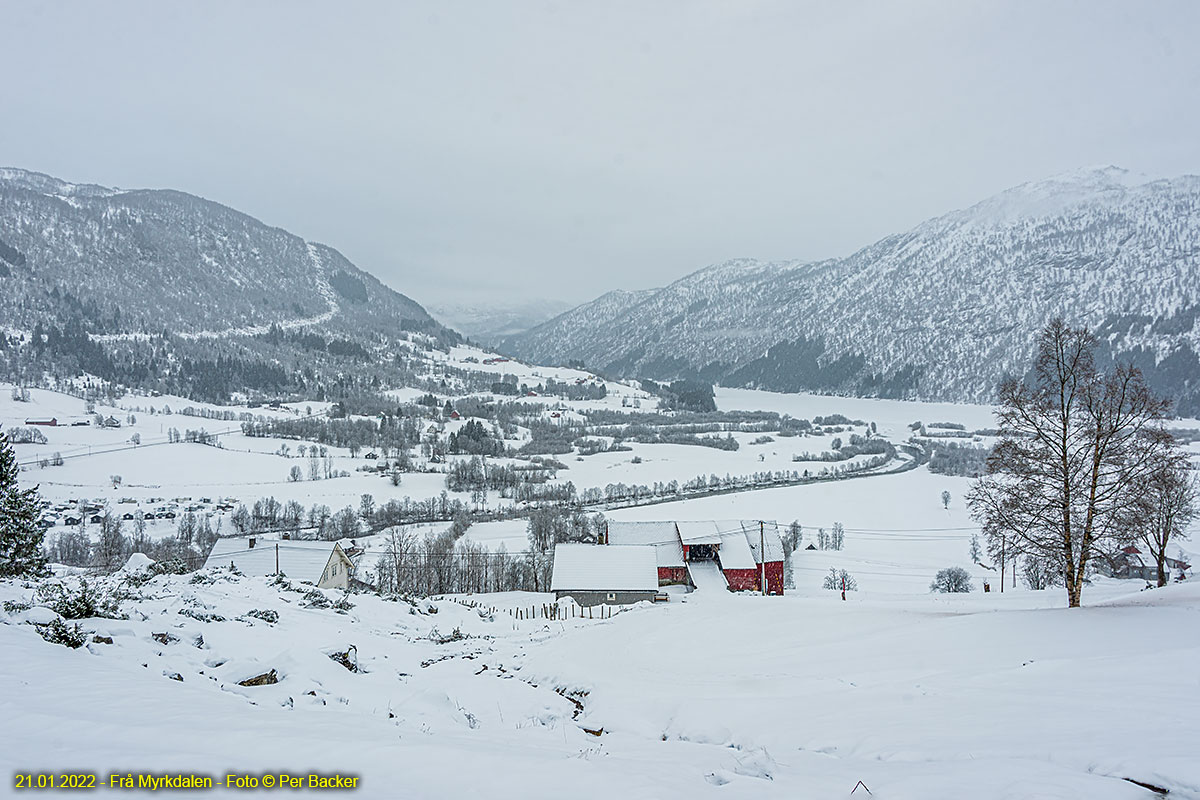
[{"x1": 437, "y1": 595, "x2": 624, "y2": 622}]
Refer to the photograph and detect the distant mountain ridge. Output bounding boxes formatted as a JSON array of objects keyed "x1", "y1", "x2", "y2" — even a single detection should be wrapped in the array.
[
  {"x1": 0, "y1": 168, "x2": 445, "y2": 340},
  {"x1": 428, "y1": 298, "x2": 573, "y2": 345},
  {"x1": 0, "y1": 168, "x2": 457, "y2": 401},
  {"x1": 503, "y1": 167, "x2": 1200, "y2": 415}
]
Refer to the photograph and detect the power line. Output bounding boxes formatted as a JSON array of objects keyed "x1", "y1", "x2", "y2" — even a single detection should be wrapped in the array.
[{"x1": 693, "y1": 522, "x2": 975, "y2": 539}]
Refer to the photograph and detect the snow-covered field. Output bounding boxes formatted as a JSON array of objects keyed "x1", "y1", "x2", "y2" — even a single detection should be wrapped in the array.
[
  {"x1": 460, "y1": 519, "x2": 532, "y2": 553},
  {"x1": 611, "y1": 466, "x2": 995, "y2": 595},
  {"x1": 4, "y1": 565, "x2": 1200, "y2": 799},
  {"x1": 717, "y1": 386, "x2": 999, "y2": 438},
  {"x1": 1, "y1": 382, "x2": 954, "y2": 537},
  {"x1": 0, "y1": 385, "x2": 457, "y2": 535}
]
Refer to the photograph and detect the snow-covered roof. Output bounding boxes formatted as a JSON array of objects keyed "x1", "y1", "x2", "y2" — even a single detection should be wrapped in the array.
[
  {"x1": 675, "y1": 520, "x2": 723, "y2": 545},
  {"x1": 551, "y1": 544, "x2": 659, "y2": 592},
  {"x1": 606, "y1": 521, "x2": 685, "y2": 567},
  {"x1": 204, "y1": 537, "x2": 346, "y2": 583},
  {"x1": 741, "y1": 520, "x2": 786, "y2": 564},
  {"x1": 717, "y1": 529, "x2": 757, "y2": 570}
]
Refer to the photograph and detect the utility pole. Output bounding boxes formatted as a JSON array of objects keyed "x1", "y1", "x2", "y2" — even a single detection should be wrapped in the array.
[
  {"x1": 1000, "y1": 538, "x2": 1005, "y2": 593},
  {"x1": 275, "y1": 543, "x2": 280, "y2": 575},
  {"x1": 760, "y1": 521, "x2": 766, "y2": 596}
]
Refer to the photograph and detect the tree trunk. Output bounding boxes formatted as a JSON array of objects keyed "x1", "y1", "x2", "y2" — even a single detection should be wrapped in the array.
[
  {"x1": 1063, "y1": 542, "x2": 1079, "y2": 607},
  {"x1": 1156, "y1": 554, "x2": 1168, "y2": 588},
  {"x1": 1068, "y1": 574, "x2": 1083, "y2": 607}
]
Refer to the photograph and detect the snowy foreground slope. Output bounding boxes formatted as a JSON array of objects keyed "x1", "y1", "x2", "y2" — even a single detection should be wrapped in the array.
[{"x1": 3, "y1": 570, "x2": 1199, "y2": 799}]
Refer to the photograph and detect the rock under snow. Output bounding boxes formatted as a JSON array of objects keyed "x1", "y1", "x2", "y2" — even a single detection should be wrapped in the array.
[{"x1": 120, "y1": 553, "x2": 157, "y2": 575}]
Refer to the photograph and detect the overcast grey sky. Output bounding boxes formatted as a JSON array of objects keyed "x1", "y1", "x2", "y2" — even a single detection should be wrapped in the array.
[{"x1": 3, "y1": 1, "x2": 1199, "y2": 308}]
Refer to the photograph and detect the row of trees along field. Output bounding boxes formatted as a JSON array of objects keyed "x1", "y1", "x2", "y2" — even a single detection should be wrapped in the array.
[{"x1": 366, "y1": 507, "x2": 606, "y2": 596}]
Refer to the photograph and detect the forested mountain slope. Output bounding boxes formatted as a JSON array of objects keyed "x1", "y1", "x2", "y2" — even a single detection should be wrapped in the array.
[
  {"x1": 0, "y1": 168, "x2": 457, "y2": 401},
  {"x1": 504, "y1": 167, "x2": 1200, "y2": 414}
]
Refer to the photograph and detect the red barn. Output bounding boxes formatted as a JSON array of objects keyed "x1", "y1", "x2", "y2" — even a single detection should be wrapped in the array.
[
  {"x1": 604, "y1": 519, "x2": 785, "y2": 595},
  {"x1": 715, "y1": 526, "x2": 761, "y2": 591},
  {"x1": 744, "y1": 520, "x2": 786, "y2": 595}
]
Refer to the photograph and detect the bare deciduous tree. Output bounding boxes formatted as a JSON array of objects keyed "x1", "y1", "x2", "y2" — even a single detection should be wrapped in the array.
[
  {"x1": 1021, "y1": 553, "x2": 1059, "y2": 590},
  {"x1": 1124, "y1": 451, "x2": 1197, "y2": 587},
  {"x1": 930, "y1": 566, "x2": 972, "y2": 593},
  {"x1": 830, "y1": 521, "x2": 845, "y2": 551},
  {"x1": 822, "y1": 567, "x2": 857, "y2": 593},
  {"x1": 95, "y1": 512, "x2": 128, "y2": 572},
  {"x1": 968, "y1": 319, "x2": 1174, "y2": 607}
]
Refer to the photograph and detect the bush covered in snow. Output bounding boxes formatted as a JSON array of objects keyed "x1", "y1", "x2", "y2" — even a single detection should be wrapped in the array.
[
  {"x1": 3, "y1": 599, "x2": 33, "y2": 614},
  {"x1": 179, "y1": 606, "x2": 226, "y2": 623},
  {"x1": 35, "y1": 618, "x2": 87, "y2": 648},
  {"x1": 822, "y1": 568, "x2": 857, "y2": 592},
  {"x1": 302, "y1": 589, "x2": 331, "y2": 608},
  {"x1": 930, "y1": 567, "x2": 973, "y2": 593},
  {"x1": 429, "y1": 625, "x2": 467, "y2": 644},
  {"x1": 35, "y1": 579, "x2": 126, "y2": 620}
]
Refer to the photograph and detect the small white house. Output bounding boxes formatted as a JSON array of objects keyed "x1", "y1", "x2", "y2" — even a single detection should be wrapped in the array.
[{"x1": 204, "y1": 537, "x2": 354, "y2": 590}]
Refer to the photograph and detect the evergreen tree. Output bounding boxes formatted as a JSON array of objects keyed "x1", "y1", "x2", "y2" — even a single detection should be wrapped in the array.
[{"x1": 0, "y1": 431, "x2": 50, "y2": 578}]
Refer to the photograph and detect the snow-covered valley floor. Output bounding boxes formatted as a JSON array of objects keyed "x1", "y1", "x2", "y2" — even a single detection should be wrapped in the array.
[
  {"x1": 5, "y1": 377, "x2": 1200, "y2": 798},
  {"x1": 3, "y1": 569, "x2": 1199, "y2": 799}
]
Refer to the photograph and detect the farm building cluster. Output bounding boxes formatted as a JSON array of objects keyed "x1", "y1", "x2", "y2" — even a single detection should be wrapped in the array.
[
  {"x1": 197, "y1": 520, "x2": 786, "y2": 605},
  {"x1": 551, "y1": 520, "x2": 786, "y2": 606}
]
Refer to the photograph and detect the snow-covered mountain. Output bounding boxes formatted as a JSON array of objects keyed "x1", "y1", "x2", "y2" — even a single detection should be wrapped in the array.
[
  {"x1": 0, "y1": 168, "x2": 463, "y2": 401},
  {"x1": 504, "y1": 167, "x2": 1200, "y2": 414},
  {"x1": 0, "y1": 168, "x2": 449, "y2": 342}
]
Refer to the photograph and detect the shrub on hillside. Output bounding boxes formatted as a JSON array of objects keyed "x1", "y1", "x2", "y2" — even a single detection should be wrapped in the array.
[
  {"x1": 36, "y1": 618, "x2": 88, "y2": 648},
  {"x1": 822, "y1": 567, "x2": 857, "y2": 591},
  {"x1": 35, "y1": 579, "x2": 125, "y2": 620},
  {"x1": 930, "y1": 567, "x2": 973, "y2": 593}
]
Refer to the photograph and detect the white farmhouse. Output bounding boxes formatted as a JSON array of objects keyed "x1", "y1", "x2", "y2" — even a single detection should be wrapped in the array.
[{"x1": 204, "y1": 537, "x2": 354, "y2": 590}]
